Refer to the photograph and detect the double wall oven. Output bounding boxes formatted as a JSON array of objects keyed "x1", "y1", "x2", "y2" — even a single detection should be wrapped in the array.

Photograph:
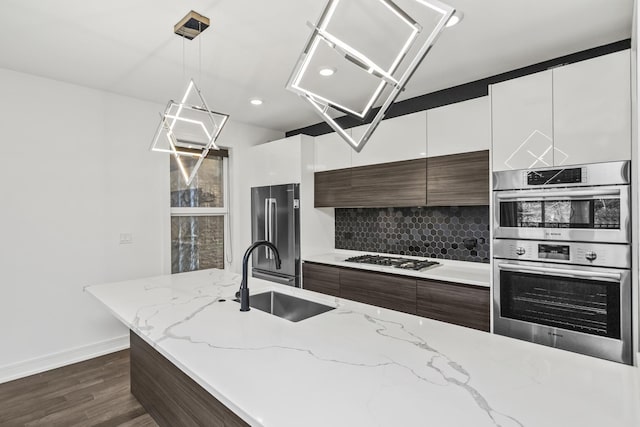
[{"x1": 493, "y1": 161, "x2": 632, "y2": 364}]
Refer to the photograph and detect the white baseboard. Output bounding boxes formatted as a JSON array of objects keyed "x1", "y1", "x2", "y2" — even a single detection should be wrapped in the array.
[{"x1": 0, "y1": 334, "x2": 129, "y2": 385}]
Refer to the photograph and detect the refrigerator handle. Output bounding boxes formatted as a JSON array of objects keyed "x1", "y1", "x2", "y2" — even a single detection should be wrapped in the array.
[
  {"x1": 265, "y1": 198, "x2": 277, "y2": 259},
  {"x1": 264, "y1": 198, "x2": 271, "y2": 259},
  {"x1": 271, "y1": 199, "x2": 278, "y2": 250}
]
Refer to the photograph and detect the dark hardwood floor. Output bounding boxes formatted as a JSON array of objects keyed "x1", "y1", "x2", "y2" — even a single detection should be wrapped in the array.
[{"x1": 0, "y1": 350, "x2": 157, "y2": 427}]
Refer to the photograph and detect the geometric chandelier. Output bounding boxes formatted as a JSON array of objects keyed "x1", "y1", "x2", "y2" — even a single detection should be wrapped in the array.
[
  {"x1": 150, "y1": 11, "x2": 228, "y2": 185},
  {"x1": 150, "y1": 79, "x2": 229, "y2": 185},
  {"x1": 286, "y1": 0, "x2": 456, "y2": 153},
  {"x1": 151, "y1": 79, "x2": 229, "y2": 185}
]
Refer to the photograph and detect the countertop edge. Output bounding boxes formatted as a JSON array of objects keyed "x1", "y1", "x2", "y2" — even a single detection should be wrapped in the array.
[
  {"x1": 84, "y1": 283, "x2": 262, "y2": 427},
  {"x1": 302, "y1": 252, "x2": 491, "y2": 288}
]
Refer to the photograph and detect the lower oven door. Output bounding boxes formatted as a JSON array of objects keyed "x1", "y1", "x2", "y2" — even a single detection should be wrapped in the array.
[{"x1": 493, "y1": 260, "x2": 632, "y2": 364}]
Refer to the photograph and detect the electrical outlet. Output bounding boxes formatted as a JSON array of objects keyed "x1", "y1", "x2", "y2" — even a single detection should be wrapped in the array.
[{"x1": 119, "y1": 233, "x2": 133, "y2": 245}]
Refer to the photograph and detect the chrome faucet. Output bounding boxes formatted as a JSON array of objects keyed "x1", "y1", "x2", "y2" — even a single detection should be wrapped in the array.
[{"x1": 238, "y1": 240, "x2": 281, "y2": 312}]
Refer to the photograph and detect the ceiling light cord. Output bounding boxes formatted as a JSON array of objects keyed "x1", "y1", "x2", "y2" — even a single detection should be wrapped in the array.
[
  {"x1": 182, "y1": 35, "x2": 186, "y2": 85},
  {"x1": 198, "y1": 21, "x2": 203, "y2": 85}
]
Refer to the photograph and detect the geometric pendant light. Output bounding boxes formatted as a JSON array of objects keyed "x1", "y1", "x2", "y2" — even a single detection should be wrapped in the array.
[
  {"x1": 150, "y1": 79, "x2": 229, "y2": 185},
  {"x1": 150, "y1": 11, "x2": 229, "y2": 185},
  {"x1": 286, "y1": 0, "x2": 456, "y2": 153}
]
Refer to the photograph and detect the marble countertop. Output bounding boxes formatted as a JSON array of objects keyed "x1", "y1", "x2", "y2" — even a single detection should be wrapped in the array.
[
  {"x1": 86, "y1": 269, "x2": 640, "y2": 427},
  {"x1": 304, "y1": 250, "x2": 491, "y2": 287}
]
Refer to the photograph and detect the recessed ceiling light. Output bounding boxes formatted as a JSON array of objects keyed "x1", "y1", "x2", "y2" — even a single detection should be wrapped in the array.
[
  {"x1": 250, "y1": 98, "x2": 263, "y2": 106},
  {"x1": 319, "y1": 67, "x2": 336, "y2": 77},
  {"x1": 446, "y1": 11, "x2": 464, "y2": 27}
]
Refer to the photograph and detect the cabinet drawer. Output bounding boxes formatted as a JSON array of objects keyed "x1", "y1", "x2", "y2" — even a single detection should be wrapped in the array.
[
  {"x1": 302, "y1": 262, "x2": 340, "y2": 297},
  {"x1": 339, "y1": 269, "x2": 416, "y2": 315},
  {"x1": 417, "y1": 279, "x2": 489, "y2": 331}
]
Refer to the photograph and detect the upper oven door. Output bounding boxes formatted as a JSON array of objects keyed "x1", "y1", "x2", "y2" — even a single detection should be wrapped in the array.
[{"x1": 493, "y1": 185, "x2": 630, "y2": 243}]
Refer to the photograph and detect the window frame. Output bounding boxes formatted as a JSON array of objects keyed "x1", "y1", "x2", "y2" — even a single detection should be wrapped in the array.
[{"x1": 170, "y1": 156, "x2": 230, "y2": 272}]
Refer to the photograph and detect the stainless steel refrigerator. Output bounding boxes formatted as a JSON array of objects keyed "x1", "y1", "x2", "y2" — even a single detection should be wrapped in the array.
[{"x1": 251, "y1": 183, "x2": 300, "y2": 287}]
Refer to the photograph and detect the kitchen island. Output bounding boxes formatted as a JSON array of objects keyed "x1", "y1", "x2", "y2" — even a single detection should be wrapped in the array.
[{"x1": 86, "y1": 269, "x2": 640, "y2": 427}]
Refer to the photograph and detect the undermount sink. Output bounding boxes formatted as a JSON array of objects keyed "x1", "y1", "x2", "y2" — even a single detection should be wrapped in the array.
[{"x1": 235, "y1": 291, "x2": 335, "y2": 322}]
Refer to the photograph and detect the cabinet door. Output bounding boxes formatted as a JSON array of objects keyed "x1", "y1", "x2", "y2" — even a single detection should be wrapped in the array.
[
  {"x1": 302, "y1": 262, "x2": 340, "y2": 297},
  {"x1": 314, "y1": 131, "x2": 352, "y2": 171},
  {"x1": 553, "y1": 50, "x2": 631, "y2": 166},
  {"x1": 427, "y1": 97, "x2": 490, "y2": 157},
  {"x1": 245, "y1": 136, "x2": 302, "y2": 187},
  {"x1": 340, "y1": 269, "x2": 416, "y2": 314},
  {"x1": 491, "y1": 70, "x2": 553, "y2": 171},
  {"x1": 314, "y1": 168, "x2": 351, "y2": 207},
  {"x1": 416, "y1": 279, "x2": 489, "y2": 331},
  {"x1": 350, "y1": 111, "x2": 427, "y2": 167},
  {"x1": 349, "y1": 158, "x2": 427, "y2": 207},
  {"x1": 426, "y1": 150, "x2": 489, "y2": 206}
]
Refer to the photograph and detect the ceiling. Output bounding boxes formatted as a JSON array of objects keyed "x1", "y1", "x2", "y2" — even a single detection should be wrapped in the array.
[{"x1": 0, "y1": 0, "x2": 633, "y2": 133}]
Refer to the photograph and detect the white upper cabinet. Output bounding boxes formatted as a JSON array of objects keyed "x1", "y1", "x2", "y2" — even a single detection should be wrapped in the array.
[
  {"x1": 426, "y1": 96, "x2": 490, "y2": 157},
  {"x1": 314, "y1": 130, "x2": 352, "y2": 172},
  {"x1": 350, "y1": 111, "x2": 427, "y2": 167},
  {"x1": 491, "y1": 50, "x2": 631, "y2": 171},
  {"x1": 491, "y1": 70, "x2": 554, "y2": 172},
  {"x1": 553, "y1": 50, "x2": 631, "y2": 166},
  {"x1": 244, "y1": 135, "x2": 303, "y2": 187}
]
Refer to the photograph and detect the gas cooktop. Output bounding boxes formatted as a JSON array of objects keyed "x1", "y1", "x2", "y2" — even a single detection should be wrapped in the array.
[{"x1": 344, "y1": 255, "x2": 440, "y2": 271}]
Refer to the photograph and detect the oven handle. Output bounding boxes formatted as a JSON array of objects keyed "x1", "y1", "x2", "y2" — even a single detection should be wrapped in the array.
[
  {"x1": 497, "y1": 263, "x2": 621, "y2": 281},
  {"x1": 496, "y1": 188, "x2": 619, "y2": 200}
]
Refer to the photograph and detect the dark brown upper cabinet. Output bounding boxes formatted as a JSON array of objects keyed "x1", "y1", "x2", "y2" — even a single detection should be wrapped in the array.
[
  {"x1": 426, "y1": 150, "x2": 489, "y2": 206},
  {"x1": 314, "y1": 168, "x2": 352, "y2": 207},
  {"x1": 314, "y1": 159, "x2": 426, "y2": 208},
  {"x1": 314, "y1": 150, "x2": 488, "y2": 208},
  {"x1": 349, "y1": 158, "x2": 427, "y2": 207}
]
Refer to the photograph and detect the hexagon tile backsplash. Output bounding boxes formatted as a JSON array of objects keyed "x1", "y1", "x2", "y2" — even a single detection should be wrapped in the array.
[{"x1": 335, "y1": 206, "x2": 490, "y2": 263}]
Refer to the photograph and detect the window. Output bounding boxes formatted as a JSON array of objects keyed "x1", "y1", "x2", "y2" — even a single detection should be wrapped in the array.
[{"x1": 170, "y1": 154, "x2": 228, "y2": 273}]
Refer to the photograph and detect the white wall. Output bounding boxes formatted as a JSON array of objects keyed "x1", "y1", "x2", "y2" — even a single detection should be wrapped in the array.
[
  {"x1": 0, "y1": 68, "x2": 283, "y2": 382},
  {"x1": 0, "y1": 68, "x2": 168, "y2": 382},
  {"x1": 632, "y1": 0, "x2": 639, "y2": 361}
]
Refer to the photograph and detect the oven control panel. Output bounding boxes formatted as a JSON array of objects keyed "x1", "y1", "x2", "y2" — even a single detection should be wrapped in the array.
[
  {"x1": 526, "y1": 167, "x2": 585, "y2": 186},
  {"x1": 493, "y1": 239, "x2": 630, "y2": 269},
  {"x1": 493, "y1": 160, "x2": 630, "y2": 190},
  {"x1": 538, "y1": 244, "x2": 570, "y2": 260}
]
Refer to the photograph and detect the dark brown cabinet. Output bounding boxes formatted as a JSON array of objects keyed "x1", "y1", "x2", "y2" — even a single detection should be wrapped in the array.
[
  {"x1": 302, "y1": 262, "x2": 340, "y2": 297},
  {"x1": 302, "y1": 262, "x2": 490, "y2": 331},
  {"x1": 314, "y1": 159, "x2": 426, "y2": 208},
  {"x1": 130, "y1": 331, "x2": 249, "y2": 427},
  {"x1": 416, "y1": 279, "x2": 490, "y2": 331},
  {"x1": 426, "y1": 150, "x2": 490, "y2": 206},
  {"x1": 339, "y1": 268, "x2": 417, "y2": 315},
  {"x1": 314, "y1": 168, "x2": 352, "y2": 207},
  {"x1": 314, "y1": 151, "x2": 489, "y2": 208},
  {"x1": 349, "y1": 159, "x2": 427, "y2": 207}
]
